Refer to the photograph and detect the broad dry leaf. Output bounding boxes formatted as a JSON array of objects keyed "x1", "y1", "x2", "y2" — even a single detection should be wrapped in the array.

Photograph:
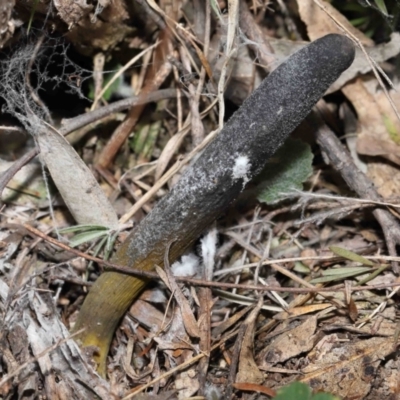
[
  {"x1": 236, "y1": 297, "x2": 264, "y2": 385},
  {"x1": 129, "y1": 299, "x2": 164, "y2": 331},
  {"x1": 301, "y1": 335, "x2": 395, "y2": 399},
  {"x1": 367, "y1": 162, "x2": 400, "y2": 199},
  {"x1": 342, "y1": 78, "x2": 400, "y2": 198},
  {"x1": 258, "y1": 316, "x2": 317, "y2": 368},
  {"x1": 297, "y1": 0, "x2": 373, "y2": 45},
  {"x1": 343, "y1": 79, "x2": 400, "y2": 162},
  {"x1": 37, "y1": 128, "x2": 118, "y2": 228}
]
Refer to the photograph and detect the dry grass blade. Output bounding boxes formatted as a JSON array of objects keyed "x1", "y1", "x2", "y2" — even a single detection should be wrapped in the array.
[{"x1": 217, "y1": 0, "x2": 239, "y2": 129}]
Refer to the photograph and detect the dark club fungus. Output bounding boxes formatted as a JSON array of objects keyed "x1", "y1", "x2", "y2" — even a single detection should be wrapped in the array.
[{"x1": 73, "y1": 34, "x2": 356, "y2": 375}]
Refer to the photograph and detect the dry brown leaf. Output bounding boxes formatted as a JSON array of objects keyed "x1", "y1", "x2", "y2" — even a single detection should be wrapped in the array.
[
  {"x1": 258, "y1": 316, "x2": 317, "y2": 368},
  {"x1": 342, "y1": 78, "x2": 400, "y2": 198},
  {"x1": 5, "y1": 285, "x2": 112, "y2": 398},
  {"x1": 37, "y1": 128, "x2": 118, "y2": 228},
  {"x1": 129, "y1": 299, "x2": 164, "y2": 331},
  {"x1": 236, "y1": 297, "x2": 264, "y2": 385},
  {"x1": 367, "y1": 162, "x2": 400, "y2": 199},
  {"x1": 155, "y1": 265, "x2": 200, "y2": 338},
  {"x1": 132, "y1": 392, "x2": 176, "y2": 400},
  {"x1": 153, "y1": 266, "x2": 200, "y2": 398},
  {"x1": 155, "y1": 128, "x2": 188, "y2": 181},
  {"x1": 302, "y1": 335, "x2": 395, "y2": 399},
  {"x1": 53, "y1": 0, "x2": 93, "y2": 27},
  {"x1": 274, "y1": 303, "x2": 331, "y2": 320},
  {"x1": 297, "y1": 0, "x2": 373, "y2": 45},
  {"x1": 56, "y1": 0, "x2": 131, "y2": 52},
  {"x1": 343, "y1": 79, "x2": 400, "y2": 161},
  {"x1": 212, "y1": 306, "x2": 252, "y2": 338}
]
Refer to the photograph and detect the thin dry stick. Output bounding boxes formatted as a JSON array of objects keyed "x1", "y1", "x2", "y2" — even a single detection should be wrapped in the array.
[
  {"x1": 239, "y1": 0, "x2": 275, "y2": 69},
  {"x1": 195, "y1": 0, "x2": 211, "y2": 103},
  {"x1": 97, "y1": 58, "x2": 173, "y2": 168},
  {"x1": 179, "y1": 46, "x2": 204, "y2": 145},
  {"x1": 311, "y1": 110, "x2": 400, "y2": 272},
  {"x1": 91, "y1": 43, "x2": 158, "y2": 110},
  {"x1": 60, "y1": 88, "x2": 177, "y2": 135},
  {"x1": 122, "y1": 352, "x2": 205, "y2": 399},
  {"x1": 171, "y1": 56, "x2": 184, "y2": 131},
  {"x1": 292, "y1": 191, "x2": 400, "y2": 209},
  {"x1": 92, "y1": 53, "x2": 105, "y2": 105},
  {"x1": 230, "y1": 209, "x2": 261, "y2": 298},
  {"x1": 23, "y1": 223, "x2": 400, "y2": 294},
  {"x1": 122, "y1": 326, "x2": 243, "y2": 399},
  {"x1": 225, "y1": 231, "x2": 316, "y2": 290}
]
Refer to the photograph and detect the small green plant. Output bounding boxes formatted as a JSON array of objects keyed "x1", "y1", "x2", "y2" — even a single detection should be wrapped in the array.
[
  {"x1": 273, "y1": 382, "x2": 340, "y2": 400},
  {"x1": 256, "y1": 138, "x2": 313, "y2": 204},
  {"x1": 333, "y1": 0, "x2": 400, "y2": 38}
]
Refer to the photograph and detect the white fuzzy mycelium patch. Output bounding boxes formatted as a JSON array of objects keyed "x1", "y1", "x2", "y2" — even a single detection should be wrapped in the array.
[
  {"x1": 171, "y1": 253, "x2": 200, "y2": 277},
  {"x1": 231, "y1": 154, "x2": 251, "y2": 189}
]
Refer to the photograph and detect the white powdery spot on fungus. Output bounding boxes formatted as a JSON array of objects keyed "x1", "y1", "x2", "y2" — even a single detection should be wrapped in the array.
[{"x1": 232, "y1": 154, "x2": 251, "y2": 188}]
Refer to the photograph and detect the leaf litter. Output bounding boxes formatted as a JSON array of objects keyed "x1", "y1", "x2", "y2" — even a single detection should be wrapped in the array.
[{"x1": 1, "y1": 1, "x2": 400, "y2": 399}]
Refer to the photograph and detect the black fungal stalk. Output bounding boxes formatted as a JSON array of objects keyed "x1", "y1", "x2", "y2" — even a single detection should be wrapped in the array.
[{"x1": 73, "y1": 34, "x2": 355, "y2": 375}]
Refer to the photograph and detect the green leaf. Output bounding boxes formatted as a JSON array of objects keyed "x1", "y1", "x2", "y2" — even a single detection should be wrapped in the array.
[
  {"x1": 310, "y1": 266, "x2": 372, "y2": 284},
  {"x1": 59, "y1": 224, "x2": 110, "y2": 234},
  {"x1": 69, "y1": 229, "x2": 110, "y2": 247},
  {"x1": 350, "y1": 16, "x2": 370, "y2": 27},
  {"x1": 273, "y1": 382, "x2": 312, "y2": 400},
  {"x1": 320, "y1": 266, "x2": 372, "y2": 276},
  {"x1": 330, "y1": 246, "x2": 374, "y2": 266},
  {"x1": 256, "y1": 138, "x2": 313, "y2": 204},
  {"x1": 87, "y1": 67, "x2": 123, "y2": 101},
  {"x1": 59, "y1": 224, "x2": 112, "y2": 247},
  {"x1": 210, "y1": 0, "x2": 223, "y2": 21},
  {"x1": 293, "y1": 261, "x2": 310, "y2": 274},
  {"x1": 273, "y1": 382, "x2": 340, "y2": 400},
  {"x1": 383, "y1": 114, "x2": 400, "y2": 145},
  {"x1": 131, "y1": 120, "x2": 162, "y2": 161},
  {"x1": 374, "y1": 0, "x2": 389, "y2": 16}
]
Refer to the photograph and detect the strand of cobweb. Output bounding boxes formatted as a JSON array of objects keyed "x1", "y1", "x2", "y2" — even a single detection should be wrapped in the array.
[{"x1": 0, "y1": 31, "x2": 91, "y2": 235}]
